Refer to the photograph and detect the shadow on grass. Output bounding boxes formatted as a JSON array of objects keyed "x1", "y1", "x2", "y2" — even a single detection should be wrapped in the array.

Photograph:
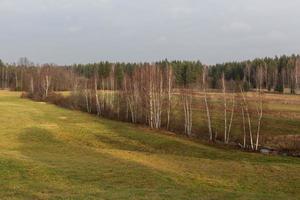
[
  {"x1": 17, "y1": 127, "x2": 228, "y2": 199},
  {"x1": 91, "y1": 120, "x2": 300, "y2": 165}
]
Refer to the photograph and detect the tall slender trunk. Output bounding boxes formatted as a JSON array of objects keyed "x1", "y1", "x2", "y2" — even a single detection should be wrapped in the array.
[
  {"x1": 182, "y1": 90, "x2": 192, "y2": 136},
  {"x1": 149, "y1": 74, "x2": 153, "y2": 128},
  {"x1": 203, "y1": 68, "x2": 213, "y2": 141},
  {"x1": 94, "y1": 76, "x2": 101, "y2": 116},
  {"x1": 240, "y1": 87, "x2": 254, "y2": 150},
  {"x1": 85, "y1": 89, "x2": 90, "y2": 113},
  {"x1": 255, "y1": 91, "x2": 263, "y2": 150},
  {"x1": 242, "y1": 106, "x2": 247, "y2": 148},
  {"x1": 84, "y1": 81, "x2": 90, "y2": 113},
  {"x1": 30, "y1": 76, "x2": 34, "y2": 93},
  {"x1": 44, "y1": 75, "x2": 50, "y2": 98},
  {"x1": 226, "y1": 94, "x2": 235, "y2": 143},
  {"x1": 222, "y1": 73, "x2": 228, "y2": 142},
  {"x1": 15, "y1": 71, "x2": 18, "y2": 90},
  {"x1": 166, "y1": 65, "x2": 173, "y2": 130},
  {"x1": 20, "y1": 68, "x2": 23, "y2": 91}
]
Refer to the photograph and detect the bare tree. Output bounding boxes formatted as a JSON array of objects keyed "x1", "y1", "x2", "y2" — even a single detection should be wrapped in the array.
[
  {"x1": 239, "y1": 84, "x2": 264, "y2": 151},
  {"x1": 124, "y1": 72, "x2": 140, "y2": 123},
  {"x1": 240, "y1": 86, "x2": 254, "y2": 150},
  {"x1": 222, "y1": 73, "x2": 228, "y2": 142},
  {"x1": 166, "y1": 64, "x2": 173, "y2": 130},
  {"x1": 254, "y1": 66, "x2": 264, "y2": 150},
  {"x1": 226, "y1": 94, "x2": 235, "y2": 143},
  {"x1": 94, "y1": 74, "x2": 101, "y2": 116},
  {"x1": 241, "y1": 106, "x2": 247, "y2": 148},
  {"x1": 84, "y1": 79, "x2": 92, "y2": 113},
  {"x1": 43, "y1": 75, "x2": 51, "y2": 97},
  {"x1": 15, "y1": 68, "x2": 18, "y2": 90},
  {"x1": 222, "y1": 73, "x2": 235, "y2": 144},
  {"x1": 30, "y1": 76, "x2": 34, "y2": 93},
  {"x1": 40, "y1": 66, "x2": 52, "y2": 98},
  {"x1": 254, "y1": 90, "x2": 263, "y2": 150},
  {"x1": 144, "y1": 65, "x2": 164, "y2": 129},
  {"x1": 203, "y1": 66, "x2": 213, "y2": 141},
  {"x1": 181, "y1": 88, "x2": 193, "y2": 137}
]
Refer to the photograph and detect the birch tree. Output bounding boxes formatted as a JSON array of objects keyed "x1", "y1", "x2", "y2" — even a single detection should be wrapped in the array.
[
  {"x1": 222, "y1": 73, "x2": 235, "y2": 144},
  {"x1": 166, "y1": 64, "x2": 173, "y2": 130},
  {"x1": 254, "y1": 67, "x2": 264, "y2": 150},
  {"x1": 94, "y1": 73, "x2": 101, "y2": 116},
  {"x1": 203, "y1": 66, "x2": 213, "y2": 141},
  {"x1": 144, "y1": 65, "x2": 164, "y2": 129},
  {"x1": 40, "y1": 67, "x2": 52, "y2": 98},
  {"x1": 239, "y1": 86, "x2": 254, "y2": 150},
  {"x1": 124, "y1": 72, "x2": 140, "y2": 123},
  {"x1": 181, "y1": 88, "x2": 193, "y2": 136},
  {"x1": 239, "y1": 85, "x2": 264, "y2": 151}
]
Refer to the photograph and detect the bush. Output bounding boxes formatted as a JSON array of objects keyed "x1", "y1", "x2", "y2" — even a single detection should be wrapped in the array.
[{"x1": 45, "y1": 93, "x2": 66, "y2": 106}]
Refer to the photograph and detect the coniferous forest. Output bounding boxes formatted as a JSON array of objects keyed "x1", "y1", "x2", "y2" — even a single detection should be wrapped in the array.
[{"x1": 1, "y1": 55, "x2": 300, "y2": 93}]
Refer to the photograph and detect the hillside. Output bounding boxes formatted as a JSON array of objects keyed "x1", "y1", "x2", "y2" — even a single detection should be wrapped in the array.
[{"x1": 0, "y1": 91, "x2": 299, "y2": 200}]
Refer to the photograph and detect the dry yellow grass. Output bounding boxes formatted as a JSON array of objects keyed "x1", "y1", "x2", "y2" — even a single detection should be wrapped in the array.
[{"x1": 1, "y1": 90, "x2": 299, "y2": 199}]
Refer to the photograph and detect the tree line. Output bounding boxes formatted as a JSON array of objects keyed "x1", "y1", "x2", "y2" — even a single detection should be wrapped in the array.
[
  {"x1": 0, "y1": 55, "x2": 299, "y2": 151},
  {"x1": 1, "y1": 55, "x2": 299, "y2": 93}
]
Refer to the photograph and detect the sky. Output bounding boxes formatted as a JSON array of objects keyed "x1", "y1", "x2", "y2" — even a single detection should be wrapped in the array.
[{"x1": 1, "y1": 0, "x2": 300, "y2": 65}]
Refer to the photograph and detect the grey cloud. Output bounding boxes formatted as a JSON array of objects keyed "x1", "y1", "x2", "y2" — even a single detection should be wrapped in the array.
[{"x1": 1, "y1": 0, "x2": 300, "y2": 65}]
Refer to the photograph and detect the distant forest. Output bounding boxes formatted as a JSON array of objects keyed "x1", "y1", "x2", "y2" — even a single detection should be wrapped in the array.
[{"x1": 0, "y1": 54, "x2": 299, "y2": 93}]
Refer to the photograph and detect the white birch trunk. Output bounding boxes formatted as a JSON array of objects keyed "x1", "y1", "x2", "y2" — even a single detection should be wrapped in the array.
[
  {"x1": 94, "y1": 77, "x2": 101, "y2": 116},
  {"x1": 203, "y1": 68, "x2": 213, "y2": 141}
]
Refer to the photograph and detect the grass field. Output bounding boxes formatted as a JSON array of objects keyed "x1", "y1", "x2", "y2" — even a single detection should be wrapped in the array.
[
  {"x1": 0, "y1": 91, "x2": 299, "y2": 199},
  {"x1": 59, "y1": 90, "x2": 300, "y2": 148},
  {"x1": 180, "y1": 92, "x2": 300, "y2": 148}
]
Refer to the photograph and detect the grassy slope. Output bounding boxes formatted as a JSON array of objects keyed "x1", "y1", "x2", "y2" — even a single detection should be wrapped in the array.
[
  {"x1": 58, "y1": 91, "x2": 300, "y2": 142},
  {"x1": 0, "y1": 91, "x2": 299, "y2": 200}
]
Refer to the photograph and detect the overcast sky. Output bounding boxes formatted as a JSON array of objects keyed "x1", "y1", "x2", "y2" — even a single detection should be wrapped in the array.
[{"x1": 1, "y1": 0, "x2": 300, "y2": 65}]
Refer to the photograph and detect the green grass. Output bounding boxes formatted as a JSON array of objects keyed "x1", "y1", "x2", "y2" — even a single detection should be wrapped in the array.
[{"x1": 0, "y1": 91, "x2": 299, "y2": 199}]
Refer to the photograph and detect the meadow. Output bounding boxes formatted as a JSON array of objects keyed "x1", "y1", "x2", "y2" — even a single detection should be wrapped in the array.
[
  {"x1": 177, "y1": 91, "x2": 300, "y2": 149},
  {"x1": 58, "y1": 90, "x2": 300, "y2": 149},
  {"x1": 0, "y1": 90, "x2": 299, "y2": 199}
]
